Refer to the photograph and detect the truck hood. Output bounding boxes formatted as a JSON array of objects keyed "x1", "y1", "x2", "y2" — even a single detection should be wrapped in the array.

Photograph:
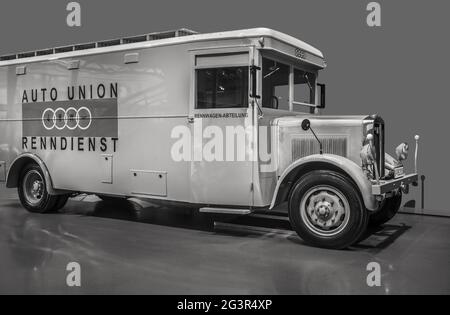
[{"x1": 269, "y1": 114, "x2": 377, "y2": 174}]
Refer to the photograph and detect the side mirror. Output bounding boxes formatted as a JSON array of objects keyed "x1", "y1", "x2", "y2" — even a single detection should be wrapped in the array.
[{"x1": 317, "y1": 83, "x2": 326, "y2": 109}]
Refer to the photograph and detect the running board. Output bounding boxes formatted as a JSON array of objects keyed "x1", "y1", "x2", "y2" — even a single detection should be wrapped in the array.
[{"x1": 199, "y1": 207, "x2": 252, "y2": 215}]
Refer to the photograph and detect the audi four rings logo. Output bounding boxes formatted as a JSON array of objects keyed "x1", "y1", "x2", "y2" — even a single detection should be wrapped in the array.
[{"x1": 42, "y1": 107, "x2": 92, "y2": 130}]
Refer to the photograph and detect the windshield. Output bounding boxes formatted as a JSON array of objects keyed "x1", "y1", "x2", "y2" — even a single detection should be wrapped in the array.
[{"x1": 261, "y1": 57, "x2": 316, "y2": 113}]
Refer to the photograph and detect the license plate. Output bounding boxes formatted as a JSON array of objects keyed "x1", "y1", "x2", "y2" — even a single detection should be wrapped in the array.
[{"x1": 394, "y1": 167, "x2": 404, "y2": 178}]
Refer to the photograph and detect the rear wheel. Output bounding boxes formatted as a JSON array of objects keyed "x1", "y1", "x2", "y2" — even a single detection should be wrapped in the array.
[
  {"x1": 288, "y1": 170, "x2": 369, "y2": 249},
  {"x1": 18, "y1": 164, "x2": 59, "y2": 213},
  {"x1": 369, "y1": 193, "x2": 402, "y2": 226}
]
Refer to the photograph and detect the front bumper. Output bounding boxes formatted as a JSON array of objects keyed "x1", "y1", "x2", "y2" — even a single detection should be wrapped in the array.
[{"x1": 371, "y1": 173, "x2": 418, "y2": 195}]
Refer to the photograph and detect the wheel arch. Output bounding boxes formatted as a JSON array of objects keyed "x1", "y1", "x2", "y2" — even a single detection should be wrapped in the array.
[
  {"x1": 270, "y1": 154, "x2": 378, "y2": 211},
  {"x1": 6, "y1": 153, "x2": 58, "y2": 195}
]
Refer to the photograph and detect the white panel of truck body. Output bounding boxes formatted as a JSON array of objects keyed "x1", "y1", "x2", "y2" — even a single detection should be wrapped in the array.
[
  {"x1": 100, "y1": 154, "x2": 113, "y2": 184},
  {"x1": 129, "y1": 170, "x2": 167, "y2": 197}
]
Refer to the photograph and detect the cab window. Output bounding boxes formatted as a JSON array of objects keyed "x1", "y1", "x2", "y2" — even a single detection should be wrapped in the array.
[
  {"x1": 196, "y1": 67, "x2": 248, "y2": 109},
  {"x1": 261, "y1": 56, "x2": 317, "y2": 113},
  {"x1": 262, "y1": 58, "x2": 290, "y2": 110},
  {"x1": 293, "y1": 68, "x2": 316, "y2": 112}
]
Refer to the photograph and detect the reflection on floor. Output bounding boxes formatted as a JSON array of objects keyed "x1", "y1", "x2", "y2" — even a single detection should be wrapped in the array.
[{"x1": 0, "y1": 186, "x2": 449, "y2": 294}]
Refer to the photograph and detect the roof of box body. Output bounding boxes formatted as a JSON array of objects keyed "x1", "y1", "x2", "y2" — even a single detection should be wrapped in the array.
[{"x1": 0, "y1": 27, "x2": 324, "y2": 66}]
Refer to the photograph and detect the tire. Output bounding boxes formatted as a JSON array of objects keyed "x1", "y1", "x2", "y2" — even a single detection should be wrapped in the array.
[
  {"x1": 18, "y1": 164, "x2": 59, "y2": 213},
  {"x1": 54, "y1": 194, "x2": 70, "y2": 211},
  {"x1": 369, "y1": 193, "x2": 402, "y2": 227},
  {"x1": 288, "y1": 170, "x2": 369, "y2": 249}
]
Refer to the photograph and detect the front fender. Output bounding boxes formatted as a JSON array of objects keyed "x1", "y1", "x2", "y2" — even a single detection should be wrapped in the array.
[
  {"x1": 270, "y1": 154, "x2": 378, "y2": 211},
  {"x1": 6, "y1": 152, "x2": 59, "y2": 195}
]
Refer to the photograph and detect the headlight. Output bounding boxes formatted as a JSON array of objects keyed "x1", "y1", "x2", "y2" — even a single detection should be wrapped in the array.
[
  {"x1": 360, "y1": 143, "x2": 374, "y2": 164},
  {"x1": 360, "y1": 134, "x2": 375, "y2": 163},
  {"x1": 395, "y1": 143, "x2": 408, "y2": 161},
  {"x1": 360, "y1": 134, "x2": 376, "y2": 180}
]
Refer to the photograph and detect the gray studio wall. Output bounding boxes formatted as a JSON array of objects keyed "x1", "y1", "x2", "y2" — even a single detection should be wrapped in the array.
[{"x1": 0, "y1": 0, "x2": 447, "y2": 214}]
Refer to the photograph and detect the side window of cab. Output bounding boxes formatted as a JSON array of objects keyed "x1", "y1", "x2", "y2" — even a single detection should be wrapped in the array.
[{"x1": 195, "y1": 52, "x2": 249, "y2": 109}]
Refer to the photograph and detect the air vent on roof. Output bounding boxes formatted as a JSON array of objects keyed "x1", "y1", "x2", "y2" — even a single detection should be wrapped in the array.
[
  {"x1": 0, "y1": 28, "x2": 198, "y2": 62},
  {"x1": 74, "y1": 43, "x2": 97, "y2": 51},
  {"x1": 123, "y1": 35, "x2": 147, "y2": 44},
  {"x1": 176, "y1": 29, "x2": 196, "y2": 37},
  {"x1": 97, "y1": 39, "x2": 122, "y2": 47},
  {"x1": 36, "y1": 49, "x2": 54, "y2": 56},
  {"x1": 148, "y1": 31, "x2": 174, "y2": 40},
  {"x1": 55, "y1": 46, "x2": 74, "y2": 53},
  {"x1": 18, "y1": 52, "x2": 36, "y2": 59},
  {"x1": 0, "y1": 54, "x2": 17, "y2": 61}
]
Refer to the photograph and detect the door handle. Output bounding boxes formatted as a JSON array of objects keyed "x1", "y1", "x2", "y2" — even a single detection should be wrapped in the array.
[{"x1": 187, "y1": 117, "x2": 195, "y2": 123}]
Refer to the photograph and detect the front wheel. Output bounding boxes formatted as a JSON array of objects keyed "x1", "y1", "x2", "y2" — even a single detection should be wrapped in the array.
[
  {"x1": 18, "y1": 164, "x2": 59, "y2": 213},
  {"x1": 288, "y1": 170, "x2": 369, "y2": 249}
]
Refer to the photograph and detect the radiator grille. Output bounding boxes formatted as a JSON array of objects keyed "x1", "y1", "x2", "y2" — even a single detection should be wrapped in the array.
[{"x1": 291, "y1": 136, "x2": 348, "y2": 161}]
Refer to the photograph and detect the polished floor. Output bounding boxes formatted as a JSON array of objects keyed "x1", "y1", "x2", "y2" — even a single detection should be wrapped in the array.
[{"x1": 0, "y1": 184, "x2": 449, "y2": 294}]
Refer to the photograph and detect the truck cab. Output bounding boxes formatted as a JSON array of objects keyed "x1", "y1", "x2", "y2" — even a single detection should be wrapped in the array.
[{"x1": 186, "y1": 29, "x2": 418, "y2": 248}]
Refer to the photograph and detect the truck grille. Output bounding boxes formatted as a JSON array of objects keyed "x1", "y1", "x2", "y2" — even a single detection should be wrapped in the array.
[{"x1": 291, "y1": 136, "x2": 348, "y2": 161}]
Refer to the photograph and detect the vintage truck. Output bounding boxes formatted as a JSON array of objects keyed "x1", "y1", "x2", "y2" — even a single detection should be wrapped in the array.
[{"x1": 0, "y1": 28, "x2": 418, "y2": 249}]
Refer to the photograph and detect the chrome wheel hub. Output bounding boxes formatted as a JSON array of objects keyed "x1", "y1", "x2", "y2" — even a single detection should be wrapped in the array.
[
  {"x1": 31, "y1": 180, "x2": 43, "y2": 199},
  {"x1": 300, "y1": 185, "x2": 350, "y2": 237},
  {"x1": 23, "y1": 170, "x2": 45, "y2": 206}
]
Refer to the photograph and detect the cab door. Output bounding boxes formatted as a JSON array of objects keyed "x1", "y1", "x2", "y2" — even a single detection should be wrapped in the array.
[{"x1": 188, "y1": 47, "x2": 256, "y2": 206}]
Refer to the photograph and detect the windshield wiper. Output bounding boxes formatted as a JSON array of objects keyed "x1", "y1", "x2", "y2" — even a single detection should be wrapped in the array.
[
  {"x1": 264, "y1": 67, "x2": 280, "y2": 79},
  {"x1": 304, "y1": 74, "x2": 313, "y2": 91}
]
